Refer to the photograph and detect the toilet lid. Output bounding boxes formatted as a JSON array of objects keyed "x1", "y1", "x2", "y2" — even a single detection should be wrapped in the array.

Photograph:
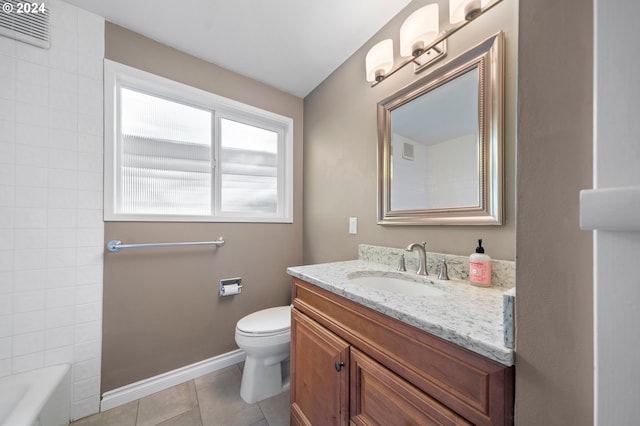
[{"x1": 237, "y1": 306, "x2": 291, "y2": 334}]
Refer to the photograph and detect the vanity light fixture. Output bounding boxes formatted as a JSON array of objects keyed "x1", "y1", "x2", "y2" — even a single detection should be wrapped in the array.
[
  {"x1": 449, "y1": 0, "x2": 491, "y2": 24},
  {"x1": 366, "y1": 0, "x2": 500, "y2": 86}
]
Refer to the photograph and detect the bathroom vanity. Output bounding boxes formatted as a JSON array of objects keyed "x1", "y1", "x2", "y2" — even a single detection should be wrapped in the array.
[{"x1": 287, "y1": 256, "x2": 514, "y2": 425}]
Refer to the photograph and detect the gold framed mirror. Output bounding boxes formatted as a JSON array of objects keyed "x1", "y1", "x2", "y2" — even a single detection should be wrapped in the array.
[{"x1": 377, "y1": 32, "x2": 504, "y2": 225}]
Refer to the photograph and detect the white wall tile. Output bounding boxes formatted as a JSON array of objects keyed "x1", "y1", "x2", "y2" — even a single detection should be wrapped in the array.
[
  {"x1": 73, "y1": 356, "x2": 99, "y2": 382},
  {"x1": 15, "y1": 186, "x2": 47, "y2": 208},
  {"x1": 72, "y1": 397, "x2": 100, "y2": 422},
  {"x1": 77, "y1": 210, "x2": 101, "y2": 228},
  {"x1": 0, "y1": 186, "x2": 14, "y2": 208},
  {"x1": 74, "y1": 375, "x2": 100, "y2": 401},
  {"x1": 15, "y1": 102, "x2": 48, "y2": 126},
  {"x1": 16, "y1": 43, "x2": 49, "y2": 66},
  {"x1": 48, "y1": 48, "x2": 78, "y2": 74},
  {"x1": 49, "y1": 26, "x2": 77, "y2": 51},
  {"x1": 46, "y1": 286, "x2": 74, "y2": 309},
  {"x1": 47, "y1": 188, "x2": 78, "y2": 209},
  {"x1": 76, "y1": 246, "x2": 102, "y2": 266},
  {"x1": 16, "y1": 60, "x2": 48, "y2": 86},
  {"x1": 13, "y1": 248, "x2": 46, "y2": 270},
  {"x1": 16, "y1": 82, "x2": 48, "y2": 106},
  {"x1": 49, "y1": 0, "x2": 78, "y2": 29},
  {"x1": 47, "y1": 208, "x2": 77, "y2": 228},
  {"x1": 0, "y1": 208, "x2": 13, "y2": 228},
  {"x1": 0, "y1": 315, "x2": 11, "y2": 337},
  {"x1": 0, "y1": 359, "x2": 10, "y2": 377},
  {"x1": 77, "y1": 191, "x2": 101, "y2": 209},
  {"x1": 0, "y1": 271, "x2": 12, "y2": 293},
  {"x1": 74, "y1": 321, "x2": 99, "y2": 344},
  {"x1": 49, "y1": 108, "x2": 78, "y2": 132},
  {"x1": 49, "y1": 148, "x2": 77, "y2": 170},
  {"x1": 0, "y1": 141, "x2": 15, "y2": 164},
  {"x1": 76, "y1": 229, "x2": 101, "y2": 247},
  {"x1": 77, "y1": 133, "x2": 101, "y2": 154},
  {"x1": 16, "y1": 165, "x2": 47, "y2": 187},
  {"x1": 0, "y1": 250, "x2": 14, "y2": 271},
  {"x1": 74, "y1": 339, "x2": 99, "y2": 363},
  {"x1": 13, "y1": 289, "x2": 45, "y2": 312},
  {"x1": 75, "y1": 302, "x2": 100, "y2": 323},
  {"x1": 46, "y1": 325, "x2": 74, "y2": 349},
  {"x1": 77, "y1": 172, "x2": 101, "y2": 191},
  {"x1": 13, "y1": 331, "x2": 44, "y2": 356},
  {"x1": 14, "y1": 229, "x2": 47, "y2": 250},
  {"x1": 14, "y1": 208, "x2": 47, "y2": 228},
  {"x1": 49, "y1": 128, "x2": 77, "y2": 151},
  {"x1": 45, "y1": 344, "x2": 74, "y2": 366},
  {"x1": 15, "y1": 122, "x2": 48, "y2": 147},
  {"x1": 47, "y1": 229, "x2": 77, "y2": 248},
  {"x1": 0, "y1": 230, "x2": 12, "y2": 251},
  {"x1": 0, "y1": 55, "x2": 16, "y2": 100},
  {"x1": 0, "y1": 98, "x2": 15, "y2": 121},
  {"x1": 77, "y1": 113, "x2": 101, "y2": 136},
  {"x1": 46, "y1": 247, "x2": 77, "y2": 268},
  {"x1": 0, "y1": 292, "x2": 11, "y2": 312},
  {"x1": 75, "y1": 284, "x2": 100, "y2": 304},
  {"x1": 0, "y1": 118, "x2": 15, "y2": 142},
  {"x1": 16, "y1": 144, "x2": 47, "y2": 167},
  {"x1": 49, "y1": 69, "x2": 77, "y2": 94},
  {"x1": 49, "y1": 88, "x2": 78, "y2": 112},
  {"x1": 76, "y1": 266, "x2": 101, "y2": 285},
  {"x1": 12, "y1": 351, "x2": 44, "y2": 373},
  {"x1": 0, "y1": 36, "x2": 16, "y2": 58},
  {"x1": 13, "y1": 268, "x2": 46, "y2": 292},
  {"x1": 46, "y1": 267, "x2": 76, "y2": 288},
  {"x1": 46, "y1": 306, "x2": 74, "y2": 328},
  {"x1": 2, "y1": 4, "x2": 103, "y2": 419},
  {"x1": 48, "y1": 168, "x2": 78, "y2": 189},
  {"x1": 0, "y1": 336, "x2": 10, "y2": 358},
  {"x1": 13, "y1": 310, "x2": 44, "y2": 334}
]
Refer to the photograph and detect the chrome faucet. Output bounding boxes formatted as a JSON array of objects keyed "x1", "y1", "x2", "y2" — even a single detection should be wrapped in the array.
[{"x1": 405, "y1": 242, "x2": 428, "y2": 275}]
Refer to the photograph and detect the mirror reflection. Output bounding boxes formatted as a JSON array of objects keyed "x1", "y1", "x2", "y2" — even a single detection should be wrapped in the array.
[
  {"x1": 378, "y1": 32, "x2": 504, "y2": 225},
  {"x1": 390, "y1": 67, "x2": 479, "y2": 211}
]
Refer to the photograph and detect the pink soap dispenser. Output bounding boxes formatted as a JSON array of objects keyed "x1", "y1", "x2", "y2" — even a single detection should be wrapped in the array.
[{"x1": 469, "y1": 239, "x2": 491, "y2": 287}]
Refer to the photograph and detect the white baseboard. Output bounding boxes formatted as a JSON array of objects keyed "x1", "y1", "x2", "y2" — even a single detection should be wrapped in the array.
[{"x1": 100, "y1": 349, "x2": 246, "y2": 412}]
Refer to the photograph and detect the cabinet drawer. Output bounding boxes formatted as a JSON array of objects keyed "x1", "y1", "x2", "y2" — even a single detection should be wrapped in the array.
[
  {"x1": 350, "y1": 348, "x2": 471, "y2": 426},
  {"x1": 292, "y1": 278, "x2": 514, "y2": 426}
]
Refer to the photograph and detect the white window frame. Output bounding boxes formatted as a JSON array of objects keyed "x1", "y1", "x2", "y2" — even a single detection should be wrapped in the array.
[{"x1": 104, "y1": 59, "x2": 294, "y2": 223}]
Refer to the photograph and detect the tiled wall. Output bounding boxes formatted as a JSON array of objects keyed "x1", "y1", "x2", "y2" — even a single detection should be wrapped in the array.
[{"x1": 0, "y1": 0, "x2": 104, "y2": 420}]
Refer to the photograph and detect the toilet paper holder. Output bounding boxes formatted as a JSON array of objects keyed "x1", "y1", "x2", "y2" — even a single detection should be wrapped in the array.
[{"x1": 220, "y1": 277, "x2": 243, "y2": 296}]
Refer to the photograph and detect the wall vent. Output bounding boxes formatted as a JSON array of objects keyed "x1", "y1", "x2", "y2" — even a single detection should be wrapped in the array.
[{"x1": 0, "y1": 0, "x2": 50, "y2": 49}]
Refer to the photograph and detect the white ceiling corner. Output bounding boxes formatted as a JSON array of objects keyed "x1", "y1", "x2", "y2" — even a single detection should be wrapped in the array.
[{"x1": 60, "y1": 0, "x2": 412, "y2": 97}]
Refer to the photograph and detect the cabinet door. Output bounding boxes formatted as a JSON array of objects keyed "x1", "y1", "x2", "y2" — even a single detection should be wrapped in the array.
[
  {"x1": 291, "y1": 309, "x2": 350, "y2": 426},
  {"x1": 350, "y1": 348, "x2": 472, "y2": 426}
]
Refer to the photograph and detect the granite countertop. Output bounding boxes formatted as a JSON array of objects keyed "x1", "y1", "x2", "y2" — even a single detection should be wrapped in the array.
[{"x1": 287, "y1": 259, "x2": 514, "y2": 366}]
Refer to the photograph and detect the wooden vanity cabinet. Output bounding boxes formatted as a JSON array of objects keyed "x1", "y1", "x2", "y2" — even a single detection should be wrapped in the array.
[{"x1": 290, "y1": 278, "x2": 514, "y2": 426}]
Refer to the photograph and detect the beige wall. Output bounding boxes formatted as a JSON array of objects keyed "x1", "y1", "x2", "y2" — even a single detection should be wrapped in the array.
[
  {"x1": 302, "y1": 0, "x2": 518, "y2": 264},
  {"x1": 516, "y1": 0, "x2": 594, "y2": 424},
  {"x1": 102, "y1": 23, "x2": 304, "y2": 392}
]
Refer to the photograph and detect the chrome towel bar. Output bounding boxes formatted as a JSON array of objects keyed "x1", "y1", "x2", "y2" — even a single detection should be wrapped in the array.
[{"x1": 106, "y1": 237, "x2": 225, "y2": 253}]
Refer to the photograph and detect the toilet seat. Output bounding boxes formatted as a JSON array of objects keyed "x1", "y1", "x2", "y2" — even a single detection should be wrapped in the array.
[{"x1": 236, "y1": 306, "x2": 290, "y2": 335}]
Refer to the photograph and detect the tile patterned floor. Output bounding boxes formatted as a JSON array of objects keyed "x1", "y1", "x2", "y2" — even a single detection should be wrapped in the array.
[{"x1": 72, "y1": 364, "x2": 290, "y2": 426}]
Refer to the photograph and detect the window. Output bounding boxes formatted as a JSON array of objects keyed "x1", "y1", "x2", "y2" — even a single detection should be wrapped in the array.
[{"x1": 104, "y1": 60, "x2": 293, "y2": 222}]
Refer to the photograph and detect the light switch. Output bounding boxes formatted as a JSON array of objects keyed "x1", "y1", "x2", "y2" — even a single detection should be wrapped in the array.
[{"x1": 349, "y1": 217, "x2": 358, "y2": 234}]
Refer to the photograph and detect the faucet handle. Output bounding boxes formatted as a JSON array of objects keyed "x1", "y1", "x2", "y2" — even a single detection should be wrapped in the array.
[
  {"x1": 397, "y1": 254, "x2": 406, "y2": 272},
  {"x1": 438, "y1": 259, "x2": 449, "y2": 280}
]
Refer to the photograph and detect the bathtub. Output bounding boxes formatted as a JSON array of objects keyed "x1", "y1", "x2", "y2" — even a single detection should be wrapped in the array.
[{"x1": 0, "y1": 364, "x2": 70, "y2": 426}]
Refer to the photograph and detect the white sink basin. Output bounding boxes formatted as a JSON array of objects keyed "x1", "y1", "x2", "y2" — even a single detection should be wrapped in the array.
[{"x1": 347, "y1": 272, "x2": 444, "y2": 297}]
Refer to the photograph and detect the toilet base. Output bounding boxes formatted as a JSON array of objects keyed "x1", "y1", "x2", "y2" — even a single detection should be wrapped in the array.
[{"x1": 240, "y1": 356, "x2": 290, "y2": 404}]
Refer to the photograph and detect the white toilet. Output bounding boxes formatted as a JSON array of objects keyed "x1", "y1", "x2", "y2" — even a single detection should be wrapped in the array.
[{"x1": 235, "y1": 306, "x2": 291, "y2": 403}]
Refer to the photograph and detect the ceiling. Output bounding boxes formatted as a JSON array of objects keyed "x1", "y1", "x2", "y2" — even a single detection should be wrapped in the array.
[{"x1": 61, "y1": 0, "x2": 412, "y2": 98}]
